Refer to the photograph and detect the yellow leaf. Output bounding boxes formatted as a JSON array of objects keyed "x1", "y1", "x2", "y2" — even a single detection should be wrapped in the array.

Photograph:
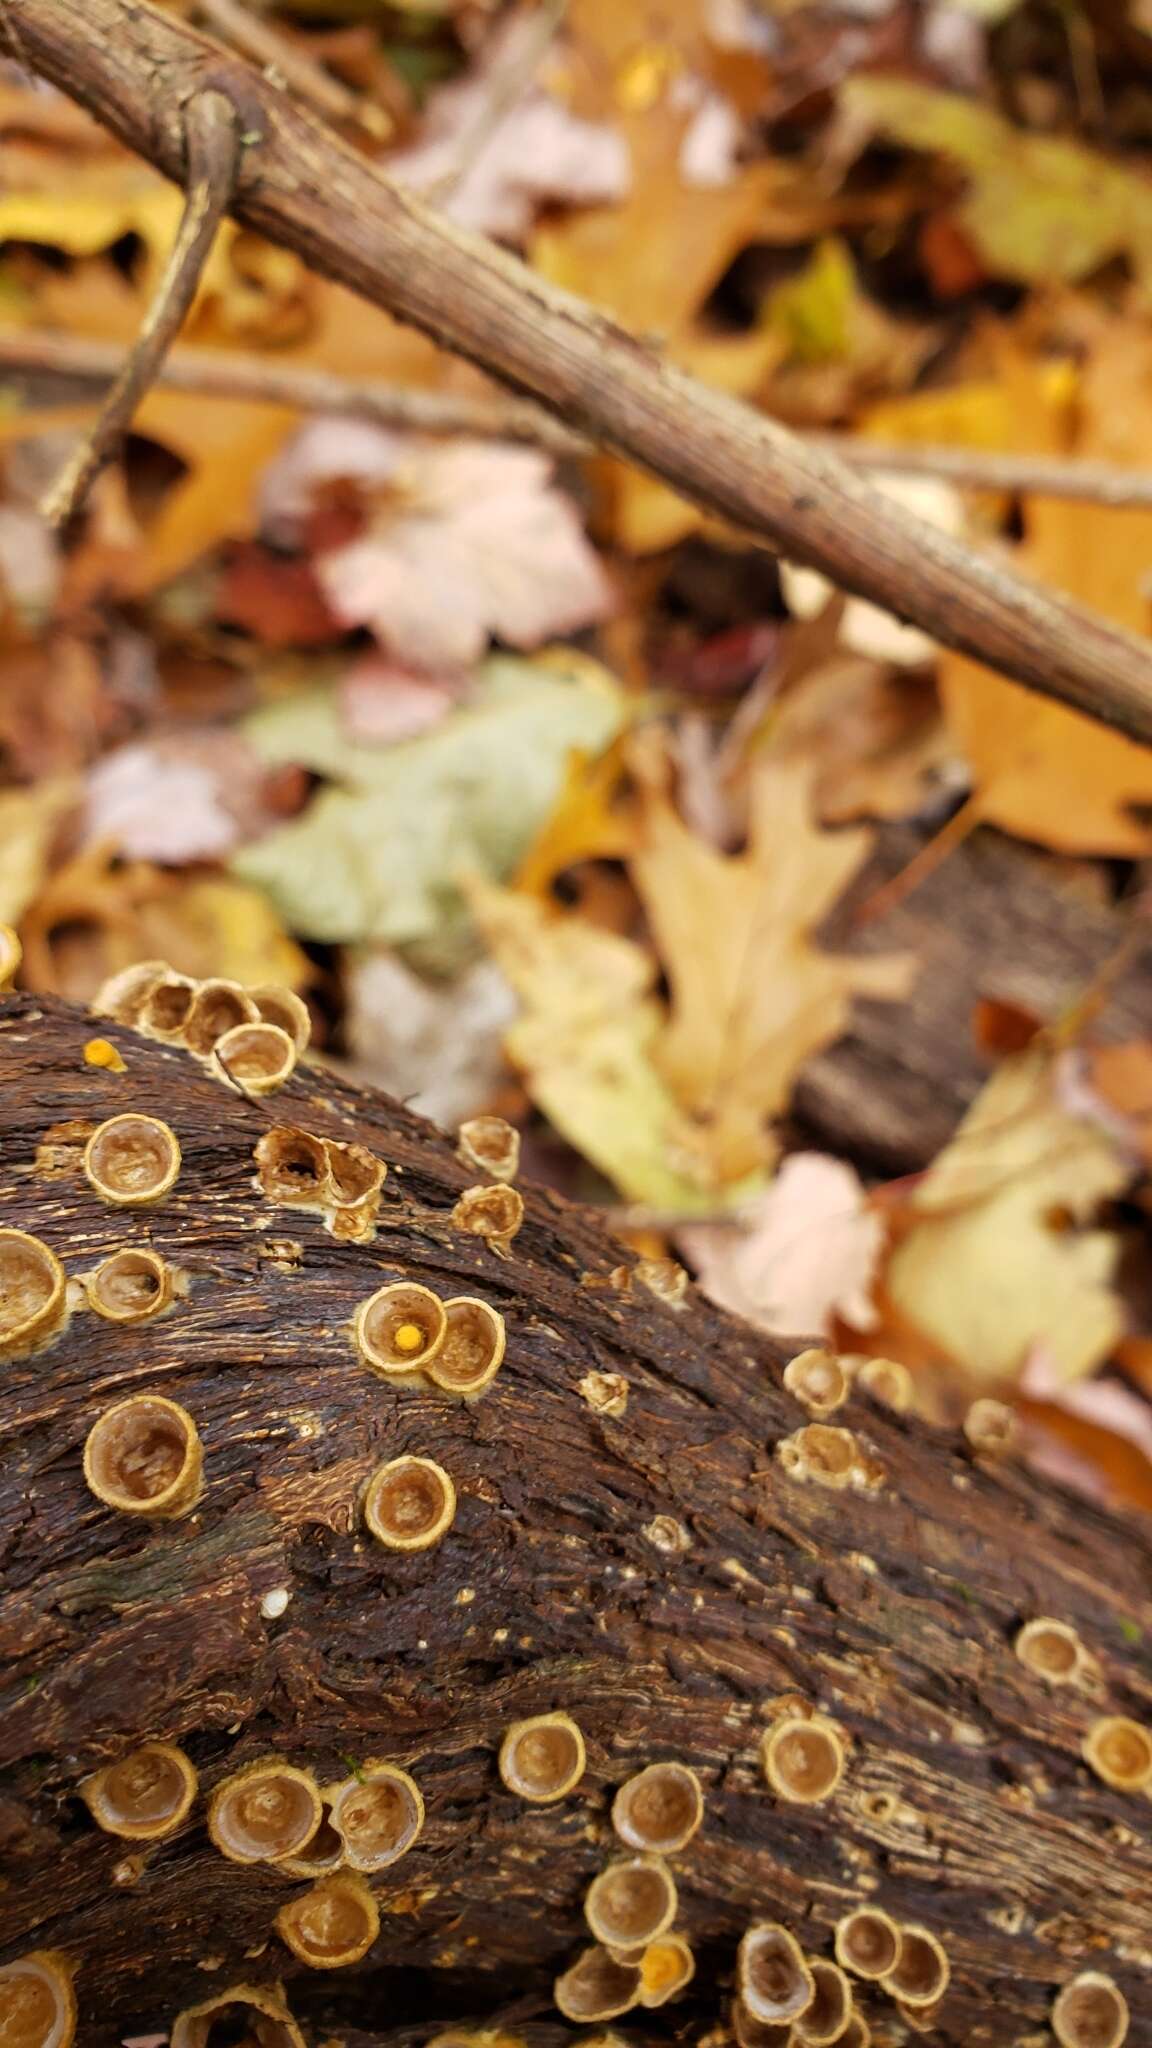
[
  {"x1": 139, "y1": 878, "x2": 312, "y2": 991},
  {"x1": 514, "y1": 735, "x2": 637, "y2": 894},
  {"x1": 632, "y1": 756, "x2": 914, "y2": 1185},
  {"x1": 765, "y1": 237, "x2": 857, "y2": 366},
  {"x1": 129, "y1": 391, "x2": 300, "y2": 590},
  {"x1": 0, "y1": 778, "x2": 78, "y2": 925},
  {"x1": 887, "y1": 1051, "x2": 1128, "y2": 1386},
  {"x1": 467, "y1": 876, "x2": 718, "y2": 1210}
]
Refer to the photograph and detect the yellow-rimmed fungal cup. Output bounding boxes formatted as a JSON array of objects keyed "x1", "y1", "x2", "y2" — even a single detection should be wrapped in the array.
[
  {"x1": 81, "y1": 1740, "x2": 197, "y2": 1839},
  {"x1": 184, "y1": 979, "x2": 259, "y2": 1058},
  {"x1": 499, "y1": 1712, "x2": 586, "y2": 1803},
  {"x1": 637, "y1": 1935, "x2": 694, "y2": 2007},
  {"x1": 170, "y1": 1983, "x2": 306, "y2": 2048},
  {"x1": 731, "y1": 1999, "x2": 795, "y2": 2048},
  {"x1": 1082, "y1": 1716, "x2": 1152, "y2": 1791},
  {"x1": 325, "y1": 1139, "x2": 386, "y2": 1209},
  {"x1": 1052, "y1": 1972, "x2": 1130, "y2": 2048},
  {"x1": 83, "y1": 1396, "x2": 202, "y2": 1520},
  {"x1": 426, "y1": 1297, "x2": 506, "y2": 1398},
  {"x1": 277, "y1": 1803, "x2": 345, "y2": 1879},
  {"x1": 364, "y1": 1456, "x2": 456, "y2": 1552},
  {"x1": 0, "y1": 1230, "x2": 66, "y2": 1355},
  {"x1": 841, "y1": 2017, "x2": 871, "y2": 2048},
  {"x1": 634, "y1": 1257, "x2": 689, "y2": 1308},
  {"x1": 1014, "y1": 1617, "x2": 1091, "y2": 1686},
  {"x1": 452, "y1": 1183, "x2": 524, "y2": 1252},
  {"x1": 0, "y1": 1952, "x2": 76, "y2": 2048},
  {"x1": 329, "y1": 1762, "x2": 424, "y2": 1872},
  {"x1": 458, "y1": 1114, "x2": 520, "y2": 1183},
  {"x1": 856, "y1": 1356, "x2": 915, "y2": 1413},
  {"x1": 554, "y1": 1948, "x2": 642, "y2": 2023},
  {"x1": 92, "y1": 959, "x2": 169, "y2": 1028},
  {"x1": 881, "y1": 1925, "x2": 950, "y2": 2007},
  {"x1": 738, "y1": 1923, "x2": 814, "y2": 2025},
  {"x1": 256, "y1": 1126, "x2": 332, "y2": 1205},
  {"x1": 356, "y1": 1282, "x2": 446, "y2": 1378},
  {"x1": 762, "y1": 1714, "x2": 846, "y2": 1805},
  {"x1": 275, "y1": 1873, "x2": 379, "y2": 1968},
  {"x1": 611, "y1": 1761, "x2": 703, "y2": 1854},
  {"x1": 779, "y1": 1424, "x2": 859, "y2": 1489},
  {"x1": 138, "y1": 973, "x2": 197, "y2": 1043},
  {"x1": 0, "y1": 922, "x2": 22, "y2": 992},
  {"x1": 250, "y1": 984, "x2": 312, "y2": 1053},
  {"x1": 85, "y1": 1247, "x2": 172, "y2": 1324},
  {"x1": 963, "y1": 1397, "x2": 1017, "y2": 1455},
  {"x1": 585, "y1": 1855, "x2": 677, "y2": 1951},
  {"x1": 794, "y1": 1961, "x2": 854, "y2": 2045},
  {"x1": 214, "y1": 1022, "x2": 297, "y2": 1096},
  {"x1": 783, "y1": 1349, "x2": 848, "y2": 1416},
  {"x1": 835, "y1": 1906, "x2": 901, "y2": 1981},
  {"x1": 208, "y1": 1760, "x2": 322, "y2": 1865},
  {"x1": 83, "y1": 1114, "x2": 181, "y2": 1207}
]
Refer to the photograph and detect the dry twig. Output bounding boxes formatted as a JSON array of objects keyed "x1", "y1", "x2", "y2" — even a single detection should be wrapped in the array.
[
  {"x1": 8, "y1": 0, "x2": 1152, "y2": 745},
  {"x1": 195, "y1": 0, "x2": 390, "y2": 138},
  {"x1": 39, "y1": 86, "x2": 242, "y2": 530}
]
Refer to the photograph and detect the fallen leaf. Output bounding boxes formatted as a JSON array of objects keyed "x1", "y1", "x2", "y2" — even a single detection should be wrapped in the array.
[
  {"x1": 771, "y1": 656, "x2": 958, "y2": 826},
  {"x1": 632, "y1": 754, "x2": 914, "y2": 1184},
  {"x1": 514, "y1": 733, "x2": 637, "y2": 893},
  {"x1": 843, "y1": 76, "x2": 1152, "y2": 292},
  {"x1": 234, "y1": 655, "x2": 624, "y2": 967},
  {"x1": 261, "y1": 422, "x2": 612, "y2": 672},
  {"x1": 1082, "y1": 1041, "x2": 1152, "y2": 1161},
  {"x1": 780, "y1": 472, "x2": 966, "y2": 667},
  {"x1": 680, "y1": 1151, "x2": 883, "y2": 1336},
  {"x1": 886, "y1": 1049, "x2": 1130, "y2": 1386},
  {"x1": 215, "y1": 541, "x2": 342, "y2": 648},
  {"x1": 83, "y1": 733, "x2": 273, "y2": 865},
  {"x1": 0, "y1": 503, "x2": 58, "y2": 619},
  {"x1": 338, "y1": 657, "x2": 461, "y2": 744},
  {"x1": 345, "y1": 947, "x2": 517, "y2": 1127},
  {"x1": 468, "y1": 874, "x2": 711, "y2": 1210},
  {"x1": 0, "y1": 777, "x2": 79, "y2": 924},
  {"x1": 129, "y1": 391, "x2": 300, "y2": 592}
]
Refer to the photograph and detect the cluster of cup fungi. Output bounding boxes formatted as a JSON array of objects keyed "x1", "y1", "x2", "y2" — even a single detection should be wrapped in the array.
[{"x1": 0, "y1": 955, "x2": 1142, "y2": 2048}]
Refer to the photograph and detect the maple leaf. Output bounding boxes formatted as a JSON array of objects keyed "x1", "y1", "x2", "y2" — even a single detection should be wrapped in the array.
[
  {"x1": 260, "y1": 421, "x2": 612, "y2": 674},
  {"x1": 886, "y1": 1050, "x2": 1131, "y2": 1387},
  {"x1": 680, "y1": 1152, "x2": 883, "y2": 1337},
  {"x1": 83, "y1": 734, "x2": 272, "y2": 866},
  {"x1": 632, "y1": 756, "x2": 914, "y2": 1184}
]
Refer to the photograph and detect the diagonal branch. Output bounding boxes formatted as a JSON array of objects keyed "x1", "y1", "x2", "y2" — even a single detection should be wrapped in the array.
[
  {"x1": 39, "y1": 84, "x2": 241, "y2": 529},
  {"x1": 6, "y1": 0, "x2": 1152, "y2": 745}
]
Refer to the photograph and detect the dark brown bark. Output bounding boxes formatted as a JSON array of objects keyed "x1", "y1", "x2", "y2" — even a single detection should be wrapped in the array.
[
  {"x1": 1, "y1": 994, "x2": 1151, "y2": 2046},
  {"x1": 8, "y1": 0, "x2": 1152, "y2": 744}
]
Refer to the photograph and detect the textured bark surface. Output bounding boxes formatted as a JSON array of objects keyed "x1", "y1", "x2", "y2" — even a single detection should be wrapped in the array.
[{"x1": 1, "y1": 994, "x2": 1151, "y2": 2046}]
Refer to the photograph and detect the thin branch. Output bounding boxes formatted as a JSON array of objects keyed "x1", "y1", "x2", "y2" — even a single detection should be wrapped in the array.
[
  {"x1": 195, "y1": 0, "x2": 389, "y2": 138},
  {"x1": 8, "y1": 0, "x2": 1152, "y2": 747},
  {"x1": 39, "y1": 87, "x2": 242, "y2": 531},
  {"x1": 10, "y1": 330, "x2": 1152, "y2": 511}
]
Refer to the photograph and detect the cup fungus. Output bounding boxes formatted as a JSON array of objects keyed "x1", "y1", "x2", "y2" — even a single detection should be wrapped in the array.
[
  {"x1": 93, "y1": 960, "x2": 169, "y2": 1027},
  {"x1": 856, "y1": 1357, "x2": 915, "y2": 1414},
  {"x1": 138, "y1": 974, "x2": 197, "y2": 1042},
  {"x1": 85, "y1": 1247, "x2": 172, "y2": 1324},
  {"x1": 255, "y1": 1126, "x2": 331, "y2": 1206},
  {"x1": 783, "y1": 1349, "x2": 849, "y2": 1416},
  {"x1": 426, "y1": 1297, "x2": 507, "y2": 1398},
  {"x1": 554, "y1": 1947, "x2": 642, "y2": 2023},
  {"x1": 170, "y1": 1984, "x2": 306, "y2": 2048},
  {"x1": 1081, "y1": 1716, "x2": 1152, "y2": 1792},
  {"x1": 1014, "y1": 1617, "x2": 1091, "y2": 1686},
  {"x1": 184, "y1": 979, "x2": 259, "y2": 1057},
  {"x1": 329, "y1": 1762, "x2": 424, "y2": 1871},
  {"x1": 83, "y1": 1114, "x2": 181, "y2": 1207},
  {"x1": 0, "y1": 1229, "x2": 66, "y2": 1354},
  {"x1": 458, "y1": 1114, "x2": 520, "y2": 1183},
  {"x1": 452, "y1": 1183, "x2": 524, "y2": 1252},
  {"x1": 325, "y1": 1139, "x2": 386, "y2": 1208},
  {"x1": 585, "y1": 1855, "x2": 677, "y2": 1951},
  {"x1": 208, "y1": 1761, "x2": 322, "y2": 1865},
  {"x1": 731, "y1": 1999, "x2": 795, "y2": 2048},
  {"x1": 0, "y1": 921, "x2": 22, "y2": 992},
  {"x1": 762, "y1": 1714, "x2": 846, "y2": 1805},
  {"x1": 364, "y1": 1455, "x2": 457, "y2": 1552},
  {"x1": 1052, "y1": 1971, "x2": 1130, "y2": 2048},
  {"x1": 794, "y1": 1960, "x2": 854, "y2": 2045},
  {"x1": 777, "y1": 1425, "x2": 859, "y2": 1489},
  {"x1": 214, "y1": 1022, "x2": 298, "y2": 1096},
  {"x1": 83, "y1": 1395, "x2": 202, "y2": 1520},
  {"x1": 278, "y1": 1804, "x2": 345, "y2": 1878},
  {"x1": 355, "y1": 1282, "x2": 447, "y2": 1377},
  {"x1": 80, "y1": 1739, "x2": 197, "y2": 1839},
  {"x1": 739, "y1": 1923, "x2": 815, "y2": 2025},
  {"x1": 611, "y1": 1760, "x2": 703, "y2": 1854},
  {"x1": 963, "y1": 1397, "x2": 1017, "y2": 1455},
  {"x1": 634, "y1": 1257, "x2": 688, "y2": 1308},
  {"x1": 499, "y1": 1712, "x2": 586, "y2": 1803},
  {"x1": 638, "y1": 1935, "x2": 694, "y2": 2006},
  {"x1": 840, "y1": 2018, "x2": 871, "y2": 2048},
  {"x1": 835, "y1": 1906, "x2": 901, "y2": 1981},
  {"x1": 881, "y1": 1925, "x2": 950, "y2": 2007},
  {"x1": 0, "y1": 1953, "x2": 75, "y2": 2048},
  {"x1": 245, "y1": 983, "x2": 311, "y2": 1052},
  {"x1": 275, "y1": 1873, "x2": 380, "y2": 1968}
]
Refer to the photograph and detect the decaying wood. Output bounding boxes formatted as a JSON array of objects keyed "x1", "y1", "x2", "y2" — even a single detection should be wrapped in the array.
[
  {"x1": 9, "y1": 0, "x2": 1152, "y2": 746},
  {"x1": 1, "y1": 993, "x2": 1151, "y2": 2046}
]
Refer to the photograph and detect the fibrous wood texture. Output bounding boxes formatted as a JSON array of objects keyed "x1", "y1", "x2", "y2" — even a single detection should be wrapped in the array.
[
  {"x1": 9, "y1": 0, "x2": 1152, "y2": 744},
  {"x1": 1, "y1": 994, "x2": 1151, "y2": 2046}
]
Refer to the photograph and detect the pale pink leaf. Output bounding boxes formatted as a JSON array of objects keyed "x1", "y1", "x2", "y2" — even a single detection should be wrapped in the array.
[
  {"x1": 680, "y1": 1152, "x2": 883, "y2": 1337},
  {"x1": 83, "y1": 733, "x2": 271, "y2": 865},
  {"x1": 338, "y1": 656, "x2": 462, "y2": 743}
]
